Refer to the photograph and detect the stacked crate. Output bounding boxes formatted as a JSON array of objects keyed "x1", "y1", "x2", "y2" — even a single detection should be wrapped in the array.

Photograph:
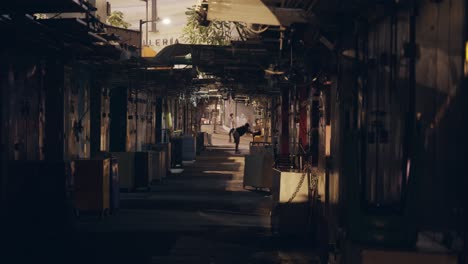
[
  {"x1": 243, "y1": 142, "x2": 274, "y2": 189},
  {"x1": 181, "y1": 135, "x2": 196, "y2": 161},
  {"x1": 111, "y1": 152, "x2": 136, "y2": 192},
  {"x1": 72, "y1": 159, "x2": 110, "y2": 216}
]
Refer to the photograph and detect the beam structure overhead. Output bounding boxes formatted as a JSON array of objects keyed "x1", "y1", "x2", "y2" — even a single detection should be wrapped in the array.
[{"x1": 0, "y1": 0, "x2": 94, "y2": 13}]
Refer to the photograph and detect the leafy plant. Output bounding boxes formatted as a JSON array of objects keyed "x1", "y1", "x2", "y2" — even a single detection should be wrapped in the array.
[
  {"x1": 181, "y1": 6, "x2": 249, "y2": 45},
  {"x1": 107, "y1": 11, "x2": 131, "y2": 29}
]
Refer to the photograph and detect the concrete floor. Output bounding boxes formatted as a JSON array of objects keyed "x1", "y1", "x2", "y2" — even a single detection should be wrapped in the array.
[{"x1": 5, "y1": 127, "x2": 321, "y2": 264}]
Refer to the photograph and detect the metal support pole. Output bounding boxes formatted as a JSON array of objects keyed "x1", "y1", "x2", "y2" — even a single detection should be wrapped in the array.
[
  {"x1": 146, "y1": 0, "x2": 148, "y2": 45},
  {"x1": 139, "y1": 17, "x2": 159, "y2": 57},
  {"x1": 235, "y1": 100, "x2": 238, "y2": 127},
  {"x1": 299, "y1": 85, "x2": 308, "y2": 147},
  {"x1": 213, "y1": 98, "x2": 218, "y2": 133},
  {"x1": 135, "y1": 88, "x2": 139, "y2": 151},
  {"x1": 152, "y1": 0, "x2": 158, "y2": 32},
  {"x1": 280, "y1": 86, "x2": 290, "y2": 155},
  {"x1": 156, "y1": 97, "x2": 162, "y2": 142},
  {"x1": 90, "y1": 79, "x2": 102, "y2": 157},
  {"x1": 44, "y1": 57, "x2": 65, "y2": 160},
  {"x1": 0, "y1": 55, "x2": 9, "y2": 213},
  {"x1": 109, "y1": 87, "x2": 127, "y2": 152},
  {"x1": 139, "y1": 19, "x2": 143, "y2": 56}
]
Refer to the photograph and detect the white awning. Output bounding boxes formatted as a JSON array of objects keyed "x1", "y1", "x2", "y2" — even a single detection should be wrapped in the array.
[{"x1": 207, "y1": 0, "x2": 281, "y2": 26}]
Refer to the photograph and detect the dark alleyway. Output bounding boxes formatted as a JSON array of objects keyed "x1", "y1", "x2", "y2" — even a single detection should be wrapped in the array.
[
  {"x1": 4, "y1": 133, "x2": 320, "y2": 264},
  {"x1": 2, "y1": 1, "x2": 467, "y2": 263},
  {"x1": 72, "y1": 133, "x2": 319, "y2": 264}
]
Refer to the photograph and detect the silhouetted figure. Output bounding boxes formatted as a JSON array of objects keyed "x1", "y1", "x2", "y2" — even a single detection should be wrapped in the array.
[
  {"x1": 228, "y1": 113, "x2": 235, "y2": 142},
  {"x1": 229, "y1": 123, "x2": 254, "y2": 153}
]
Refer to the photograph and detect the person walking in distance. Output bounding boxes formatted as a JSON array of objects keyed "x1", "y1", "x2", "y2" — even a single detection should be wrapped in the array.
[
  {"x1": 229, "y1": 123, "x2": 254, "y2": 153},
  {"x1": 228, "y1": 113, "x2": 235, "y2": 142}
]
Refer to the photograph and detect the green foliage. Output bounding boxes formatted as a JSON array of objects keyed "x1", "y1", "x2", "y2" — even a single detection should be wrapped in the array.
[
  {"x1": 107, "y1": 11, "x2": 131, "y2": 29},
  {"x1": 181, "y1": 6, "x2": 248, "y2": 45}
]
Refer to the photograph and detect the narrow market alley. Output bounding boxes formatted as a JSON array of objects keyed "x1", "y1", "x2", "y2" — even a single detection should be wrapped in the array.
[
  {"x1": 2, "y1": 1, "x2": 468, "y2": 264},
  {"x1": 9, "y1": 131, "x2": 320, "y2": 264}
]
